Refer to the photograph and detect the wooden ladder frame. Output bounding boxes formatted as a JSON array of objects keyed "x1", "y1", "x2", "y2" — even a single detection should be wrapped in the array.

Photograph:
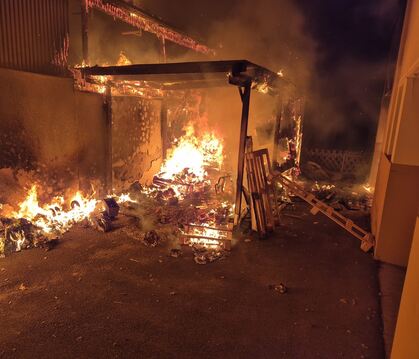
[{"x1": 269, "y1": 172, "x2": 375, "y2": 252}]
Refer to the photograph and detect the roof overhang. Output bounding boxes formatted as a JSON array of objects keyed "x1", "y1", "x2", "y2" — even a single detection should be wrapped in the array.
[{"x1": 80, "y1": 60, "x2": 291, "y2": 94}]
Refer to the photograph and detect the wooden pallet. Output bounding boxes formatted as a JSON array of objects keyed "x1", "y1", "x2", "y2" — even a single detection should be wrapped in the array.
[
  {"x1": 180, "y1": 223, "x2": 233, "y2": 250},
  {"x1": 269, "y1": 171, "x2": 375, "y2": 252},
  {"x1": 245, "y1": 149, "x2": 276, "y2": 238}
]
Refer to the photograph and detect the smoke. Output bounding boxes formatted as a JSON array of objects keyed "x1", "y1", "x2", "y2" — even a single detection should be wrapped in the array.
[
  {"x1": 82, "y1": 0, "x2": 403, "y2": 152},
  {"x1": 189, "y1": 0, "x2": 316, "y2": 158},
  {"x1": 207, "y1": 0, "x2": 316, "y2": 91},
  {"x1": 296, "y1": 0, "x2": 404, "y2": 150},
  {"x1": 140, "y1": 0, "x2": 316, "y2": 90}
]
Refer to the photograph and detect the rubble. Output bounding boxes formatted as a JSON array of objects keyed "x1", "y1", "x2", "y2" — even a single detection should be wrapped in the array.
[
  {"x1": 122, "y1": 225, "x2": 145, "y2": 241},
  {"x1": 309, "y1": 182, "x2": 372, "y2": 212},
  {"x1": 170, "y1": 248, "x2": 182, "y2": 258},
  {"x1": 0, "y1": 113, "x2": 234, "y2": 261},
  {"x1": 193, "y1": 247, "x2": 228, "y2": 264},
  {"x1": 142, "y1": 230, "x2": 161, "y2": 247},
  {"x1": 103, "y1": 198, "x2": 120, "y2": 219},
  {"x1": 269, "y1": 283, "x2": 288, "y2": 294},
  {"x1": 0, "y1": 217, "x2": 54, "y2": 257},
  {"x1": 92, "y1": 212, "x2": 113, "y2": 233}
]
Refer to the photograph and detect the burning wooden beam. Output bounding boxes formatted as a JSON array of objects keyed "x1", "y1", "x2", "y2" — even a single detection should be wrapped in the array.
[
  {"x1": 234, "y1": 80, "x2": 251, "y2": 226},
  {"x1": 85, "y1": 0, "x2": 214, "y2": 55}
]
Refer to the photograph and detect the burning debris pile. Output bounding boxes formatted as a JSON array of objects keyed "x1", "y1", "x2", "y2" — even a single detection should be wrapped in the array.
[
  {"x1": 153, "y1": 123, "x2": 224, "y2": 198},
  {"x1": 0, "y1": 218, "x2": 53, "y2": 257},
  {"x1": 116, "y1": 123, "x2": 234, "y2": 260},
  {"x1": 0, "y1": 121, "x2": 233, "y2": 262},
  {"x1": 0, "y1": 184, "x2": 110, "y2": 258},
  {"x1": 309, "y1": 182, "x2": 373, "y2": 212}
]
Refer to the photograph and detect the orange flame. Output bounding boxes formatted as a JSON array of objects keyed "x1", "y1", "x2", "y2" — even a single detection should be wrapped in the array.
[
  {"x1": 159, "y1": 124, "x2": 224, "y2": 182},
  {"x1": 11, "y1": 185, "x2": 99, "y2": 234}
]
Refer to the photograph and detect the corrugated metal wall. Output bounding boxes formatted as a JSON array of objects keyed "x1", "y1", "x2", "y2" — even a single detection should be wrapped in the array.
[{"x1": 0, "y1": 0, "x2": 69, "y2": 75}]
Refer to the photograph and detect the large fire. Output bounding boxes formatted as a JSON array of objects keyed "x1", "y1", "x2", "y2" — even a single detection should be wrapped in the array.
[
  {"x1": 2, "y1": 47, "x2": 239, "y2": 260},
  {"x1": 159, "y1": 124, "x2": 224, "y2": 183}
]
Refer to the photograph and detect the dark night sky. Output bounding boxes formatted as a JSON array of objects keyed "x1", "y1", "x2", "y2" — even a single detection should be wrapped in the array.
[
  {"x1": 294, "y1": 0, "x2": 406, "y2": 150},
  {"x1": 138, "y1": 0, "x2": 405, "y2": 150}
]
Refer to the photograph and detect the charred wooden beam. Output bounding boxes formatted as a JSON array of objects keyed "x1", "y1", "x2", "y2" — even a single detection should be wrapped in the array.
[
  {"x1": 105, "y1": 85, "x2": 113, "y2": 194},
  {"x1": 234, "y1": 81, "x2": 252, "y2": 226}
]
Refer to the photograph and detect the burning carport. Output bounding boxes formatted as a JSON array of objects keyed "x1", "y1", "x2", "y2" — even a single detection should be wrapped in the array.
[
  {"x1": 0, "y1": 0, "x2": 399, "y2": 357},
  {"x1": 78, "y1": 59, "x2": 293, "y2": 228}
]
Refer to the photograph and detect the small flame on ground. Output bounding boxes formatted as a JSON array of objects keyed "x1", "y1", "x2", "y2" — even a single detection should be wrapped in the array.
[
  {"x1": 11, "y1": 185, "x2": 99, "y2": 234},
  {"x1": 113, "y1": 193, "x2": 137, "y2": 204}
]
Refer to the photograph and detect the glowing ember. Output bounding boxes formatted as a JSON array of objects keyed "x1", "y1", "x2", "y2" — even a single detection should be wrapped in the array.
[
  {"x1": 114, "y1": 193, "x2": 137, "y2": 204},
  {"x1": 362, "y1": 184, "x2": 374, "y2": 193},
  {"x1": 188, "y1": 237, "x2": 220, "y2": 247},
  {"x1": 180, "y1": 221, "x2": 232, "y2": 250},
  {"x1": 10, "y1": 185, "x2": 99, "y2": 234},
  {"x1": 312, "y1": 182, "x2": 335, "y2": 191}
]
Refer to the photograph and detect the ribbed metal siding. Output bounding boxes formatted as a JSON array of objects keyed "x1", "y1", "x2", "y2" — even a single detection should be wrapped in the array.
[{"x1": 0, "y1": 0, "x2": 69, "y2": 75}]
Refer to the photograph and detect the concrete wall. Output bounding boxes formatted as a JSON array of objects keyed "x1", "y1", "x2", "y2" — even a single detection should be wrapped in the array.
[
  {"x1": 0, "y1": 67, "x2": 107, "y2": 191},
  {"x1": 391, "y1": 215, "x2": 419, "y2": 358},
  {"x1": 372, "y1": 1, "x2": 419, "y2": 266},
  {"x1": 111, "y1": 96, "x2": 163, "y2": 189},
  {"x1": 393, "y1": 1, "x2": 419, "y2": 82},
  {"x1": 372, "y1": 154, "x2": 419, "y2": 266}
]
